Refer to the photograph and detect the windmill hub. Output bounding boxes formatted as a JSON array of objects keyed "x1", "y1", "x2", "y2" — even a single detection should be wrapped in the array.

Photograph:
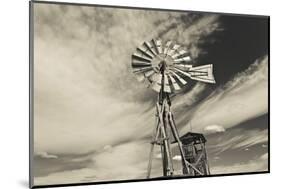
[{"x1": 150, "y1": 54, "x2": 174, "y2": 73}]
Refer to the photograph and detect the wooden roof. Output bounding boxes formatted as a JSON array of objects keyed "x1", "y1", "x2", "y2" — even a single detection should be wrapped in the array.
[{"x1": 176, "y1": 132, "x2": 207, "y2": 144}]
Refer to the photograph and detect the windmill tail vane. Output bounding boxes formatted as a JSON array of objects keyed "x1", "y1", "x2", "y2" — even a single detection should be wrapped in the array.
[{"x1": 131, "y1": 39, "x2": 215, "y2": 178}]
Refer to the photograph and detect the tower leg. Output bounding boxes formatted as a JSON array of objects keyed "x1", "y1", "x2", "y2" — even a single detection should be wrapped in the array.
[
  {"x1": 146, "y1": 120, "x2": 161, "y2": 178},
  {"x1": 147, "y1": 101, "x2": 173, "y2": 178},
  {"x1": 160, "y1": 109, "x2": 173, "y2": 176},
  {"x1": 147, "y1": 104, "x2": 162, "y2": 178},
  {"x1": 164, "y1": 104, "x2": 174, "y2": 175},
  {"x1": 157, "y1": 102, "x2": 173, "y2": 176}
]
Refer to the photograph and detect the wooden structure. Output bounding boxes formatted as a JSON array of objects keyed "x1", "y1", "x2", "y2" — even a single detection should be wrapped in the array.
[{"x1": 179, "y1": 132, "x2": 210, "y2": 176}]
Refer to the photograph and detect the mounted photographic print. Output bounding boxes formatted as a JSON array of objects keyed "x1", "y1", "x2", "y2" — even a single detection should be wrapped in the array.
[{"x1": 29, "y1": 1, "x2": 269, "y2": 188}]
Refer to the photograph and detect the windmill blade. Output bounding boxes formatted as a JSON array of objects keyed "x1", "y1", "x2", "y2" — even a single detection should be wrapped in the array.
[
  {"x1": 188, "y1": 64, "x2": 216, "y2": 83},
  {"x1": 172, "y1": 67, "x2": 191, "y2": 77},
  {"x1": 163, "y1": 73, "x2": 172, "y2": 93},
  {"x1": 132, "y1": 59, "x2": 152, "y2": 66},
  {"x1": 189, "y1": 76, "x2": 215, "y2": 83},
  {"x1": 133, "y1": 66, "x2": 153, "y2": 73},
  {"x1": 173, "y1": 44, "x2": 181, "y2": 50},
  {"x1": 138, "y1": 45, "x2": 155, "y2": 58},
  {"x1": 132, "y1": 54, "x2": 151, "y2": 63},
  {"x1": 133, "y1": 51, "x2": 152, "y2": 62},
  {"x1": 168, "y1": 74, "x2": 181, "y2": 91},
  {"x1": 153, "y1": 39, "x2": 163, "y2": 54},
  {"x1": 136, "y1": 48, "x2": 153, "y2": 59},
  {"x1": 132, "y1": 64, "x2": 152, "y2": 69},
  {"x1": 135, "y1": 69, "x2": 156, "y2": 83},
  {"x1": 151, "y1": 73, "x2": 162, "y2": 92},
  {"x1": 189, "y1": 64, "x2": 213, "y2": 72},
  {"x1": 166, "y1": 44, "x2": 181, "y2": 57},
  {"x1": 171, "y1": 49, "x2": 188, "y2": 59},
  {"x1": 149, "y1": 72, "x2": 160, "y2": 83},
  {"x1": 170, "y1": 70, "x2": 187, "y2": 85},
  {"x1": 151, "y1": 83, "x2": 161, "y2": 92},
  {"x1": 174, "y1": 55, "x2": 191, "y2": 63},
  {"x1": 174, "y1": 63, "x2": 192, "y2": 70},
  {"x1": 132, "y1": 59, "x2": 151, "y2": 66},
  {"x1": 144, "y1": 69, "x2": 156, "y2": 77},
  {"x1": 144, "y1": 41, "x2": 158, "y2": 56},
  {"x1": 163, "y1": 41, "x2": 173, "y2": 55},
  {"x1": 189, "y1": 71, "x2": 208, "y2": 76}
]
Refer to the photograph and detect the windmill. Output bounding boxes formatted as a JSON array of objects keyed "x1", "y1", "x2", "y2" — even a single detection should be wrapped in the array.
[{"x1": 131, "y1": 39, "x2": 215, "y2": 178}]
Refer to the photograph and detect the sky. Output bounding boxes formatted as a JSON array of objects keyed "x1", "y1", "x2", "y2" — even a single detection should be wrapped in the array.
[{"x1": 32, "y1": 2, "x2": 269, "y2": 186}]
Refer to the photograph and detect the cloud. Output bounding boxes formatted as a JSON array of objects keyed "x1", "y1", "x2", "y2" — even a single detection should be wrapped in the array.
[
  {"x1": 34, "y1": 168, "x2": 96, "y2": 185},
  {"x1": 173, "y1": 82, "x2": 207, "y2": 107},
  {"x1": 208, "y1": 128, "x2": 268, "y2": 154},
  {"x1": 180, "y1": 55, "x2": 268, "y2": 135},
  {"x1": 211, "y1": 153, "x2": 268, "y2": 174},
  {"x1": 213, "y1": 156, "x2": 221, "y2": 161},
  {"x1": 32, "y1": 3, "x2": 223, "y2": 184},
  {"x1": 33, "y1": 3, "x2": 220, "y2": 156},
  {"x1": 36, "y1": 152, "x2": 58, "y2": 159},
  {"x1": 161, "y1": 14, "x2": 220, "y2": 58},
  {"x1": 89, "y1": 141, "x2": 149, "y2": 180},
  {"x1": 232, "y1": 130, "x2": 268, "y2": 149},
  {"x1": 102, "y1": 145, "x2": 113, "y2": 152},
  {"x1": 35, "y1": 141, "x2": 151, "y2": 185},
  {"x1": 172, "y1": 155, "x2": 182, "y2": 161},
  {"x1": 204, "y1": 125, "x2": 225, "y2": 134},
  {"x1": 260, "y1": 153, "x2": 268, "y2": 160}
]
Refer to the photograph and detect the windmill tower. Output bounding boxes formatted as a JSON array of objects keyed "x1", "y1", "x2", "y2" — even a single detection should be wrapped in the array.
[{"x1": 131, "y1": 39, "x2": 215, "y2": 178}]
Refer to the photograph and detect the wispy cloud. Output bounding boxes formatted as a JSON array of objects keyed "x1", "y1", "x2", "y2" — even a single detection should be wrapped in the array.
[
  {"x1": 208, "y1": 128, "x2": 268, "y2": 154},
  {"x1": 34, "y1": 141, "x2": 150, "y2": 185},
  {"x1": 211, "y1": 153, "x2": 268, "y2": 174},
  {"x1": 204, "y1": 125, "x2": 225, "y2": 134},
  {"x1": 36, "y1": 152, "x2": 58, "y2": 159},
  {"x1": 179, "y1": 56, "x2": 268, "y2": 135},
  {"x1": 35, "y1": 168, "x2": 97, "y2": 185},
  {"x1": 173, "y1": 82, "x2": 207, "y2": 107},
  {"x1": 34, "y1": 3, "x2": 220, "y2": 156},
  {"x1": 161, "y1": 14, "x2": 220, "y2": 58}
]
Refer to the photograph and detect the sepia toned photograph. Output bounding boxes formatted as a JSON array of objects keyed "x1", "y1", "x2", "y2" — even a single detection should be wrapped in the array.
[{"x1": 30, "y1": 1, "x2": 269, "y2": 188}]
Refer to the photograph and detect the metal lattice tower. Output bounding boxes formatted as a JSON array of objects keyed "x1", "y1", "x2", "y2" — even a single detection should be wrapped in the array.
[{"x1": 131, "y1": 39, "x2": 215, "y2": 178}]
